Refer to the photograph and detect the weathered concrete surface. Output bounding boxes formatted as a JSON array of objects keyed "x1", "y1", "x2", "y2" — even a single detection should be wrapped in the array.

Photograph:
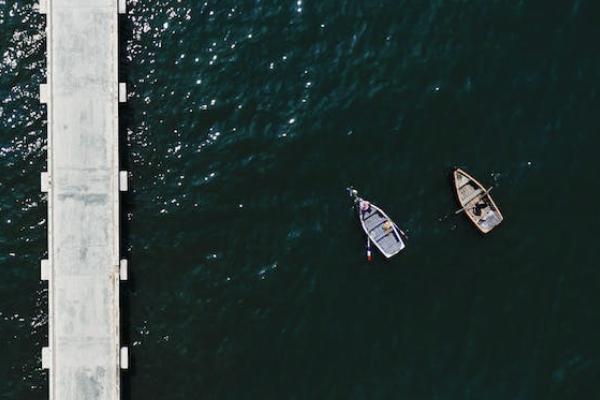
[{"x1": 44, "y1": 0, "x2": 121, "y2": 399}]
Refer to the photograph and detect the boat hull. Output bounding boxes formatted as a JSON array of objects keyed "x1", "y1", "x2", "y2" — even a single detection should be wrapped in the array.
[
  {"x1": 357, "y1": 202, "x2": 406, "y2": 258},
  {"x1": 452, "y1": 168, "x2": 503, "y2": 234}
]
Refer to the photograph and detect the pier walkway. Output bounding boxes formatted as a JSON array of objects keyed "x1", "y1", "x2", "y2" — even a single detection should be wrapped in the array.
[{"x1": 40, "y1": 0, "x2": 127, "y2": 399}]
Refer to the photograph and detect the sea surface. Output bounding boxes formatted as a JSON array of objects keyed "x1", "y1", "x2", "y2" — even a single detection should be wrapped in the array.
[{"x1": 1, "y1": 0, "x2": 600, "y2": 399}]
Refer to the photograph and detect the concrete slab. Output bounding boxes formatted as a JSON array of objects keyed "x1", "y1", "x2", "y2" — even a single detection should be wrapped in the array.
[{"x1": 43, "y1": 1, "x2": 121, "y2": 399}]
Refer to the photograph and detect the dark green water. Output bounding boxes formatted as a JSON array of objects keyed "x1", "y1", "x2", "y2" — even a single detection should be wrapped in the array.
[{"x1": 2, "y1": 0, "x2": 600, "y2": 398}]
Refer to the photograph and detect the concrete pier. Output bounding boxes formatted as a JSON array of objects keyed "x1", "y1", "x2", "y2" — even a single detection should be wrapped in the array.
[{"x1": 40, "y1": 0, "x2": 127, "y2": 399}]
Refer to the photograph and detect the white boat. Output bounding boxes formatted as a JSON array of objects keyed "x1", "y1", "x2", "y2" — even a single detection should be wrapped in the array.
[{"x1": 348, "y1": 188, "x2": 406, "y2": 258}]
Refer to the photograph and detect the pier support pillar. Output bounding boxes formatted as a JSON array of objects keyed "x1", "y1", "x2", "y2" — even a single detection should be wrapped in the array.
[
  {"x1": 39, "y1": 84, "x2": 48, "y2": 104},
  {"x1": 120, "y1": 347, "x2": 129, "y2": 370},
  {"x1": 119, "y1": 82, "x2": 127, "y2": 103},
  {"x1": 119, "y1": 171, "x2": 129, "y2": 192},
  {"x1": 39, "y1": 0, "x2": 48, "y2": 14},
  {"x1": 119, "y1": 259, "x2": 128, "y2": 281},
  {"x1": 41, "y1": 259, "x2": 50, "y2": 281},
  {"x1": 40, "y1": 172, "x2": 49, "y2": 193},
  {"x1": 42, "y1": 347, "x2": 50, "y2": 370}
]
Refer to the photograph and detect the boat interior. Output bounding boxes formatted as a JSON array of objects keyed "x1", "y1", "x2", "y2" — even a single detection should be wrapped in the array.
[
  {"x1": 361, "y1": 207, "x2": 403, "y2": 254},
  {"x1": 455, "y1": 172, "x2": 502, "y2": 231}
]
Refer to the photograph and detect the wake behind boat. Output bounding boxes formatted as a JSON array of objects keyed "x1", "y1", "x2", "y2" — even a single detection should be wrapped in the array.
[{"x1": 347, "y1": 188, "x2": 406, "y2": 259}]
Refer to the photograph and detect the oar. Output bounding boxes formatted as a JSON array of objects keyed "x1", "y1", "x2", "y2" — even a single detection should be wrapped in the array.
[
  {"x1": 394, "y1": 223, "x2": 408, "y2": 240},
  {"x1": 399, "y1": 229, "x2": 408, "y2": 240},
  {"x1": 454, "y1": 187, "x2": 494, "y2": 215},
  {"x1": 366, "y1": 236, "x2": 372, "y2": 262}
]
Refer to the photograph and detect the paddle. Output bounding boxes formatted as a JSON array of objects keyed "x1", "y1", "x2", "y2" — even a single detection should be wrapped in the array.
[
  {"x1": 366, "y1": 236, "x2": 372, "y2": 262},
  {"x1": 454, "y1": 186, "x2": 494, "y2": 215}
]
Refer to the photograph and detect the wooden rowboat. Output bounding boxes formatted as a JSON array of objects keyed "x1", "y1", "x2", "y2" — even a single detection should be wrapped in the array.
[
  {"x1": 452, "y1": 169, "x2": 503, "y2": 234},
  {"x1": 348, "y1": 188, "x2": 406, "y2": 258}
]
